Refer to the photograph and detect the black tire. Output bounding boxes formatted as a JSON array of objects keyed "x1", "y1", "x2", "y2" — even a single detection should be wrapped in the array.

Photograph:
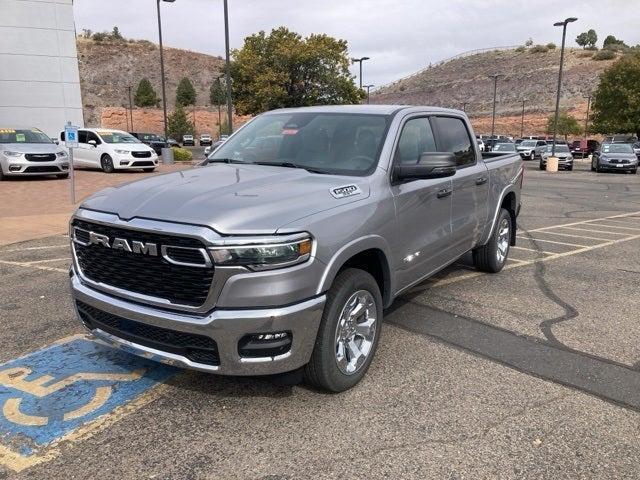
[
  {"x1": 101, "y1": 155, "x2": 115, "y2": 173},
  {"x1": 304, "y1": 268, "x2": 383, "y2": 393},
  {"x1": 142, "y1": 168, "x2": 156, "y2": 173},
  {"x1": 630, "y1": 168, "x2": 637, "y2": 174},
  {"x1": 56, "y1": 173, "x2": 69, "y2": 179},
  {"x1": 530, "y1": 151, "x2": 535, "y2": 161},
  {"x1": 539, "y1": 162, "x2": 545, "y2": 170},
  {"x1": 567, "y1": 165, "x2": 573, "y2": 171},
  {"x1": 591, "y1": 162, "x2": 596, "y2": 172},
  {"x1": 473, "y1": 208, "x2": 512, "y2": 273},
  {"x1": 0, "y1": 168, "x2": 5, "y2": 181}
]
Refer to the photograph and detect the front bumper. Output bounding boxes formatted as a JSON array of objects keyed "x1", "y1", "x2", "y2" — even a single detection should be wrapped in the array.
[
  {"x1": 541, "y1": 157, "x2": 573, "y2": 167},
  {"x1": 0, "y1": 156, "x2": 69, "y2": 176},
  {"x1": 113, "y1": 153, "x2": 159, "y2": 169},
  {"x1": 71, "y1": 274, "x2": 325, "y2": 375}
]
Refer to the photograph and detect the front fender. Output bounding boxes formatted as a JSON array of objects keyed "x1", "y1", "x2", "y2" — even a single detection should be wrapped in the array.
[{"x1": 316, "y1": 235, "x2": 394, "y2": 307}]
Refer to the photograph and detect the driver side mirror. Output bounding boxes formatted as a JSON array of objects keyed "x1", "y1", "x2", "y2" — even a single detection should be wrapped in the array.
[
  {"x1": 88, "y1": 140, "x2": 97, "y2": 147},
  {"x1": 394, "y1": 152, "x2": 457, "y2": 182}
]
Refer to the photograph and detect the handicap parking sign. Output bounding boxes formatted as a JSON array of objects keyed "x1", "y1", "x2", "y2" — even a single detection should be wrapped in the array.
[
  {"x1": 0, "y1": 335, "x2": 177, "y2": 471},
  {"x1": 64, "y1": 125, "x2": 79, "y2": 148}
]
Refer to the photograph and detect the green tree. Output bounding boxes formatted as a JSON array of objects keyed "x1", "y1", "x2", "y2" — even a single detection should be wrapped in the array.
[
  {"x1": 167, "y1": 105, "x2": 195, "y2": 139},
  {"x1": 209, "y1": 78, "x2": 226, "y2": 137},
  {"x1": 134, "y1": 78, "x2": 160, "y2": 107},
  {"x1": 591, "y1": 52, "x2": 640, "y2": 137},
  {"x1": 229, "y1": 27, "x2": 364, "y2": 115},
  {"x1": 111, "y1": 26, "x2": 124, "y2": 41},
  {"x1": 576, "y1": 32, "x2": 589, "y2": 49},
  {"x1": 546, "y1": 111, "x2": 581, "y2": 140},
  {"x1": 176, "y1": 77, "x2": 197, "y2": 107},
  {"x1": 586, "y1": 29, "x2": 598, "y2": 48}
]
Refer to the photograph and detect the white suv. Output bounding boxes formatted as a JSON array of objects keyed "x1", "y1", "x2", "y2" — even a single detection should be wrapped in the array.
[{"x1": 59, "y1": 128, "x2": 158, "y2": 173}]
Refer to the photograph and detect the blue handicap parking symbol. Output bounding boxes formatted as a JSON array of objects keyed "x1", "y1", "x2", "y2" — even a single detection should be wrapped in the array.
[{"x1": 0, "y1": 336, "x2": 177, "y2": 463}]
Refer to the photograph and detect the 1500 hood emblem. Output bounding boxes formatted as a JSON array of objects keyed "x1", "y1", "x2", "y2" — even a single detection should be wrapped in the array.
[
  {"x1": 88, "y1": 232, "x2": 158, "y2": 256},
  {"x1": 330, "y1": 184, "x2": 362, "y2": 199}
]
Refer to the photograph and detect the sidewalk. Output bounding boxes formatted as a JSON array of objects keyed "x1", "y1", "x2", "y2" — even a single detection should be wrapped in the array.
[{"x1": 0, "y1": 164, "x2": 191, "y2": 246}]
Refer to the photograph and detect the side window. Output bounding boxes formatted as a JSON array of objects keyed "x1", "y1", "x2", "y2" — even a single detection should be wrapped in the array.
[
  {"x1": 60, "y1": 132, "x2": 65, "y2": 141},
  {"x1": 432, "y1": 116, "x2": 475, "y2": 167},
  {"x1": 78, "y1": 130, "x2": 88, "y2": 144},
  {"x1": 87, "y1": 132, "x2": 101, "y2": 144},
  {"x1": 395, "y1": 117, "x2": 437, "y2": 165}
]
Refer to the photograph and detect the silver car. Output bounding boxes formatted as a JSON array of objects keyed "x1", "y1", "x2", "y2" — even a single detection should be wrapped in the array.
[
  {"x1": 517, "y1": 139, "x2": 547, "y2": 160},
  {"x1": 0, "y1": 127, "x2": 69, "y2": 180},
  {"x1": 592, "y1": 143, "x2": 638, "y2": 174},
  {"x1": 540, "y1": 144, "x2": 574, "y2": 171}
]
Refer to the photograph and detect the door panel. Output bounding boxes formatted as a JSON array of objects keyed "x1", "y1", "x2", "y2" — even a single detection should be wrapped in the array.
[{"x1": 390, "y1": 116, "x2": 453, "y2": 292}]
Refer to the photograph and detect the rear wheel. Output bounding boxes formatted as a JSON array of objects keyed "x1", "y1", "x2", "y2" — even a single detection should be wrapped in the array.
[
  {"x1": 304, "y1": 268, "x2": 382, "y2": 392},
  {"x1": 530, "y1": 151, "x2": 535, "y2": 160},
  {"x1": 539, "y1": 162, "x2": 545, "y2": 170},
  {"x1": 473, "y1": 208, "x2": 512, "y2": 273},
  {"x1": 101, "y1": 155, "x2": 114, "y2": 173},
  {"x1": 567, "y1": 165, "x2": 573, "y2": 171}
]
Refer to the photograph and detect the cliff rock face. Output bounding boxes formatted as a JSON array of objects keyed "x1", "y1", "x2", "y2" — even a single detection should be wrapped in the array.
[
  {"x1": 372, "y1": 48, "x2": 616, "y2": 136},
  {"x1": 77, "y1": 38, "x2": 226, "y2": 129}
]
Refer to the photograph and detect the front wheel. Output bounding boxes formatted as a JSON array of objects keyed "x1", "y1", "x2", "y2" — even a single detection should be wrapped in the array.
[
  {"x1": 530, "y1": 151, "x2": 535, "y2": 161},
  {"x1": 101, "y1": 155, "x2": 115, "y2": 173},
  {"x1": 56, "y1": 173, "x2": 69, "y2": 179},
  {"x1": 142, "y1": 168, "x2": 156, "y2": 173},
  {"x1": 473, "y1": 208, "x2": 512, "y2": 273},
  {"x1": 304, "y1": 268, "x2": 382, "y2": 392},
  {"x1": 539, "y1": 162, "x2": 545, "y2": 170}
]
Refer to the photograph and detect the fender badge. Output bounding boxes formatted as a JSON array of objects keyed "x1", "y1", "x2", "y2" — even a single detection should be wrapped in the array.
[{"x1": 330, "y1": 184, "x2": 362, "y2": 199}]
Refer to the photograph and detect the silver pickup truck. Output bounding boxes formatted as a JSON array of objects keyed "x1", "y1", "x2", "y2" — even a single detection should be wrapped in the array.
[{"x1": 70, "y1": 105, "x2": 523, "y2": 392}]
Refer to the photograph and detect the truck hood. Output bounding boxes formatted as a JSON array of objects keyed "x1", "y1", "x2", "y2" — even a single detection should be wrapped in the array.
[{"x1": 80, "y1": 163, "x2": 371, "y2": 234}]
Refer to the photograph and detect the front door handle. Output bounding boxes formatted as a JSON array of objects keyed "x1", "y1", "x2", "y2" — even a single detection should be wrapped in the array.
[
  {"x1": 436, "y1": 188, "x2": 452, "y2": 199},
  {"x1": 475, "y1": 176, "x2": 488, "y2": 185}
]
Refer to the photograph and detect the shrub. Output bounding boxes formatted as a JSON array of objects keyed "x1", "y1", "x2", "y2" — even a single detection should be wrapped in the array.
[
  {"x1": 530, "y1": 45, "x2": 549, "y2": 53},
  {"x1": 92, "y1": 32, "x2": 107, "y2": 42},
  {"x1": 585, "y1": 45, "x2": 598, "y2": 51},
  {"x1": 172, "y1": 147, "x2": 193, "y2": 162},
  {"x1": 593, "y1": 50, "x2": 616, "y2": 61},
  {"x1": 515, "y1": 46, "x2": 526, "y2": 53},
  {"x1": 578, "y1": 51, "x2": 594, "y2": 58},
  {"x1": 546, "y1": 42, "x2": 556, "y2": 50}
]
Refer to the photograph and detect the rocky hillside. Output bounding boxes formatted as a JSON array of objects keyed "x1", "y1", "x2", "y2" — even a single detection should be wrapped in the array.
[
  {"x1": 372, "y1": 48, "x2": 619, "y2": 136},
  {"x1": 77, "y1": 38, "x2": 225, "y2": 127}
]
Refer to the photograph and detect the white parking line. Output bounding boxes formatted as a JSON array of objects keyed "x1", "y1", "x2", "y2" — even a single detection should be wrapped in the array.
[
  {"x1": 587, "y1": 222, "x2": 640, "y2": 231},
  {"x1": 529, "y1": 210, "x2": 640, "y2": 232},
  {"x1": 558, "y1": 226, "x2": 631, "y2": 236},
  {"x1": 511, "y1": 246, "x2": 553, "y2": 254},
  {"x1": 516, "y1": 236, "x2": 588, "y2": 248},
  {"x1": 0, "y1": 259, "x2": 67, "y2": 274},
  {"x1": 537, "y1": 231, "x2": 611, "y2": 241},
  {"x1": 24, "y1": 257, "x2": 71, "y2": 265},
  {"x1": 0, "y1": 245, "x2": 69, "y2": 253}
]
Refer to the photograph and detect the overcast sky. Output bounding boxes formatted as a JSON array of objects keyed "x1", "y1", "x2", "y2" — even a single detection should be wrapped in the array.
[{"x1": 74, "y1": 0, "x2": 639, "y2": 88}]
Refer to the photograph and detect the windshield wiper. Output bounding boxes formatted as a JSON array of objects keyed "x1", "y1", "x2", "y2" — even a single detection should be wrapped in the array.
[
  {"x1": 253, "y1": 161, "x2": 329, "y2": 174},
  {"x1": 206, "y1": 158, "x2": 246, "y2": 165}
]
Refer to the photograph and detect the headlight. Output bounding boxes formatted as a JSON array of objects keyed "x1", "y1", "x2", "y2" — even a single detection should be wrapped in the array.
[
  {"x1": 3, "y1": 151, "x2": 21, "y2": 157},
  {"x1": 56, "y1": 151, "x2": 67, "y2": 157},
  {"x1": 114, "y1": 149, "x2": 130, "y2": 155},
  {"x1": 209, "y1": 234, "x2": 313, "y2": 271}
]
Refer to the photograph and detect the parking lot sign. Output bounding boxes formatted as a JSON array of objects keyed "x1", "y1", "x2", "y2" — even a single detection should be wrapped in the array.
[{"x1": 64, "y1": 124, "x2": 79, "y2": 148}]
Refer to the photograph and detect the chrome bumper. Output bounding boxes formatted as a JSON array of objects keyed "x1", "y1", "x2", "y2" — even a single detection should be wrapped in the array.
[{"x1": 71, "y1": 274, "x2": 325, "y2": 376}]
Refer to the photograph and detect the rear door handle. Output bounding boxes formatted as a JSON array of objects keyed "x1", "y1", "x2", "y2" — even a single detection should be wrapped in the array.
[
  {"x1": 436, "y1": 188, "x2": 452, "y2": 199},
  {"x1": 475, "y1": 176, "x2": 488, "y2": 185}
]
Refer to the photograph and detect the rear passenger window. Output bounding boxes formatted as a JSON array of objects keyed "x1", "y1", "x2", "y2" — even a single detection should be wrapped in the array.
[
  {"x1": 432, "y1": 117, "x2": 475, "y2": 167},
  {"x1": 78, "y1": 131, "x2": 88, "y2": 143},
  {"x1": 395, "y1": 118, "x2": 437, "y2": 164}
]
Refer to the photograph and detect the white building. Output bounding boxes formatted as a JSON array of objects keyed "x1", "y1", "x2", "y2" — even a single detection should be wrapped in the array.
[{"x1": 0, "y1": 0, "x2": 84, "y2": 138}]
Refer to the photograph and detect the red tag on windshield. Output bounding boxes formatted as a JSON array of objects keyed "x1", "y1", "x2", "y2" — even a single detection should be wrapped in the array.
[{"x1": 282, "y1": 129, "x2": 299, "y2": 135}]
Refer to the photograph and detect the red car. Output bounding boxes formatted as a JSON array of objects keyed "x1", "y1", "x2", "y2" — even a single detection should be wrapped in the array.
[{"x1": 571, "y1": 139, "x2": 600, "y2": 158}]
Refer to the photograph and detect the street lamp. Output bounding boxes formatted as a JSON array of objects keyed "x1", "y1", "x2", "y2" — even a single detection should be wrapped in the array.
[
  {"x1": 223, "y1": 0, "x2": 233, "y2": 134},
  {"x1": 550, "y1": 17, "x2": 578, "y2": 155},
  {"x1": 488, "y1": 74, "x2": 503, "y2": 138},
  {"x1": 363, "y1": 84, "x2": 374, "y2": 104},
  {"x1": 352, "y1": 56, "x2": 370, "y2": 89},
  {"x1": 584, "y1": 94, "x2": 591, "y2": 141},
  {"x1": 156, "y1": 0, "x2": 175, "y2": 148}
]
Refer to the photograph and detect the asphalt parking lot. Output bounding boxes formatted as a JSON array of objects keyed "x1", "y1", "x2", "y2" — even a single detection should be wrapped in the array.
[{"x1": 1, "y1": 159, "x2": 640, "y2": 479}]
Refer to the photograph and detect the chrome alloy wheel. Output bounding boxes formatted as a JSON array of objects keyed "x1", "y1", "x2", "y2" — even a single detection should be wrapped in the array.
[
  {"x1": 496, "y1": 217, "x2": 510, "y2": 264},
  {"x1": 334, "y1": 290, "x2": 377, "y2": 375}
]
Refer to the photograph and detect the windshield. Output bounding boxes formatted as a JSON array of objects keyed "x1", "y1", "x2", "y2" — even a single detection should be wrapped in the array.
[
  {"x1": 98, "y1": 131, "x2": 140, "y2": 144},
  {"x1": 140, "y1": 133, "x2": 163, "y2": 142},
  {"x1": 209, "y1": 112, "x2": 390, "y2": 176},
  {"x1": 545, "y1": 145, "x2": 570, "y2": 153},
  {"x1": 0, "y1": 128, "x2": 52, "y2": 144},
  {"x1": 520, "y1": 140, "x2": 537, "y2": 147},
  {"x1": 602, "y1": 144, "x2": 634, "y2": 154},
  {"x1": 493, "y1": 143, "x2": 516, "y2": 152}
]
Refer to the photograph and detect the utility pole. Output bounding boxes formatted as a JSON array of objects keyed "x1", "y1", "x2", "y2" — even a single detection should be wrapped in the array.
[
  {"x1": 128, "y1": 85, "x2": 134, "y2": 131},
  {"x1": 520, "y1": 99, "x2": 525, "y2": 138},
  {"x1": 352, "y1": 56, "x2": 370, "y2": 89},
  {"x1": 156, "y1": 0, "x2": 175, "y2": 144},
  {"x1": 488, "y1": 74, "x2": 503, "y2": 138},
  {"x1": 223, "y1": 0, "x2": 233, "y2": 134},
  {"x1": 363, "y1": 84, "x2": 374, "y2": 104},
  {"x1": 584, "y1": 95, "x2": 591, "y2": 140}
]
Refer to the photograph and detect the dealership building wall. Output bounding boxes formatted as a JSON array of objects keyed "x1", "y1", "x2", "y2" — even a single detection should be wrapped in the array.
[{"x1": 0, "y1": 0, "x2": 84, "y2": 138}]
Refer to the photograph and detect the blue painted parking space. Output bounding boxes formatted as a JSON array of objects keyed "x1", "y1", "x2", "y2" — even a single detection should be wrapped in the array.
[{"x1": 0, "y1": 335, "x2": 177, "y2": 468}]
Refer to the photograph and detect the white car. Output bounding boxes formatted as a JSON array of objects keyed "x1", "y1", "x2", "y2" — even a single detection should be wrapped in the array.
[
  {"x1": 0, "y1": 127, "x2": 69, "y2": 180},
  {"x1": 59, "y1": 128, "x2": 158, "y2": 173}
]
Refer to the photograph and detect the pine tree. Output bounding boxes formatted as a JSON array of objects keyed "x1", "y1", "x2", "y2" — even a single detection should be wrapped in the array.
[
  {"x1": 134, "y1": 78, "x2": 160, "y2": 108},
  {"x1": 176, "y1": 77, "x2": 197, "y2": 107},
  {"x1": 167, "y1": 105, "x2": 195, "y2": 139}
]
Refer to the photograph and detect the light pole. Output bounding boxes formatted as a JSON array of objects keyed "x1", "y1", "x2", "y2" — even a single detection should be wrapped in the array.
[
  {"x1": 584, "y1": 94, "x2": 591, "y2": 141},
  {"x1": 352, "y1": 56, "x2": 370, "y2": 89},
  {"x1": 551, "y1": 17, "x2": 578, "y2": 156},
  {"x1": 520, "y1": 99, "x2": 526, "y2": 138},
  {"x1": 488, "y1": 74, "x2": 503, "y2": 138},
  {"x1": 223, "y1": 0, "x2": 233, "y2": 134},
  {"x1": 127, "y1": 85, "x2": 134, "y2": 131},
  {"x1": 363, "y1": 84, "x2": 374, "y2": 104},
  {"x1": 156, "y1": 0, "x2": 174, "y2": 145}
]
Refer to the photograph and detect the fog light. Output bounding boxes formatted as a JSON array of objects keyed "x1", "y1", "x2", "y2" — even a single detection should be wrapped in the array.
[
  {"x1": 9, "y1": 165, "x2": 21, "y2": 172},
  {"x1": 238, "y1": 331, "x2": 292, "y2": 358},
  {"x1": 61, "y1": 163, "x2": 69, "y2": 170},
  {"x1": 119, "y1": 160, "x2": 129, "y2": 166}
]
